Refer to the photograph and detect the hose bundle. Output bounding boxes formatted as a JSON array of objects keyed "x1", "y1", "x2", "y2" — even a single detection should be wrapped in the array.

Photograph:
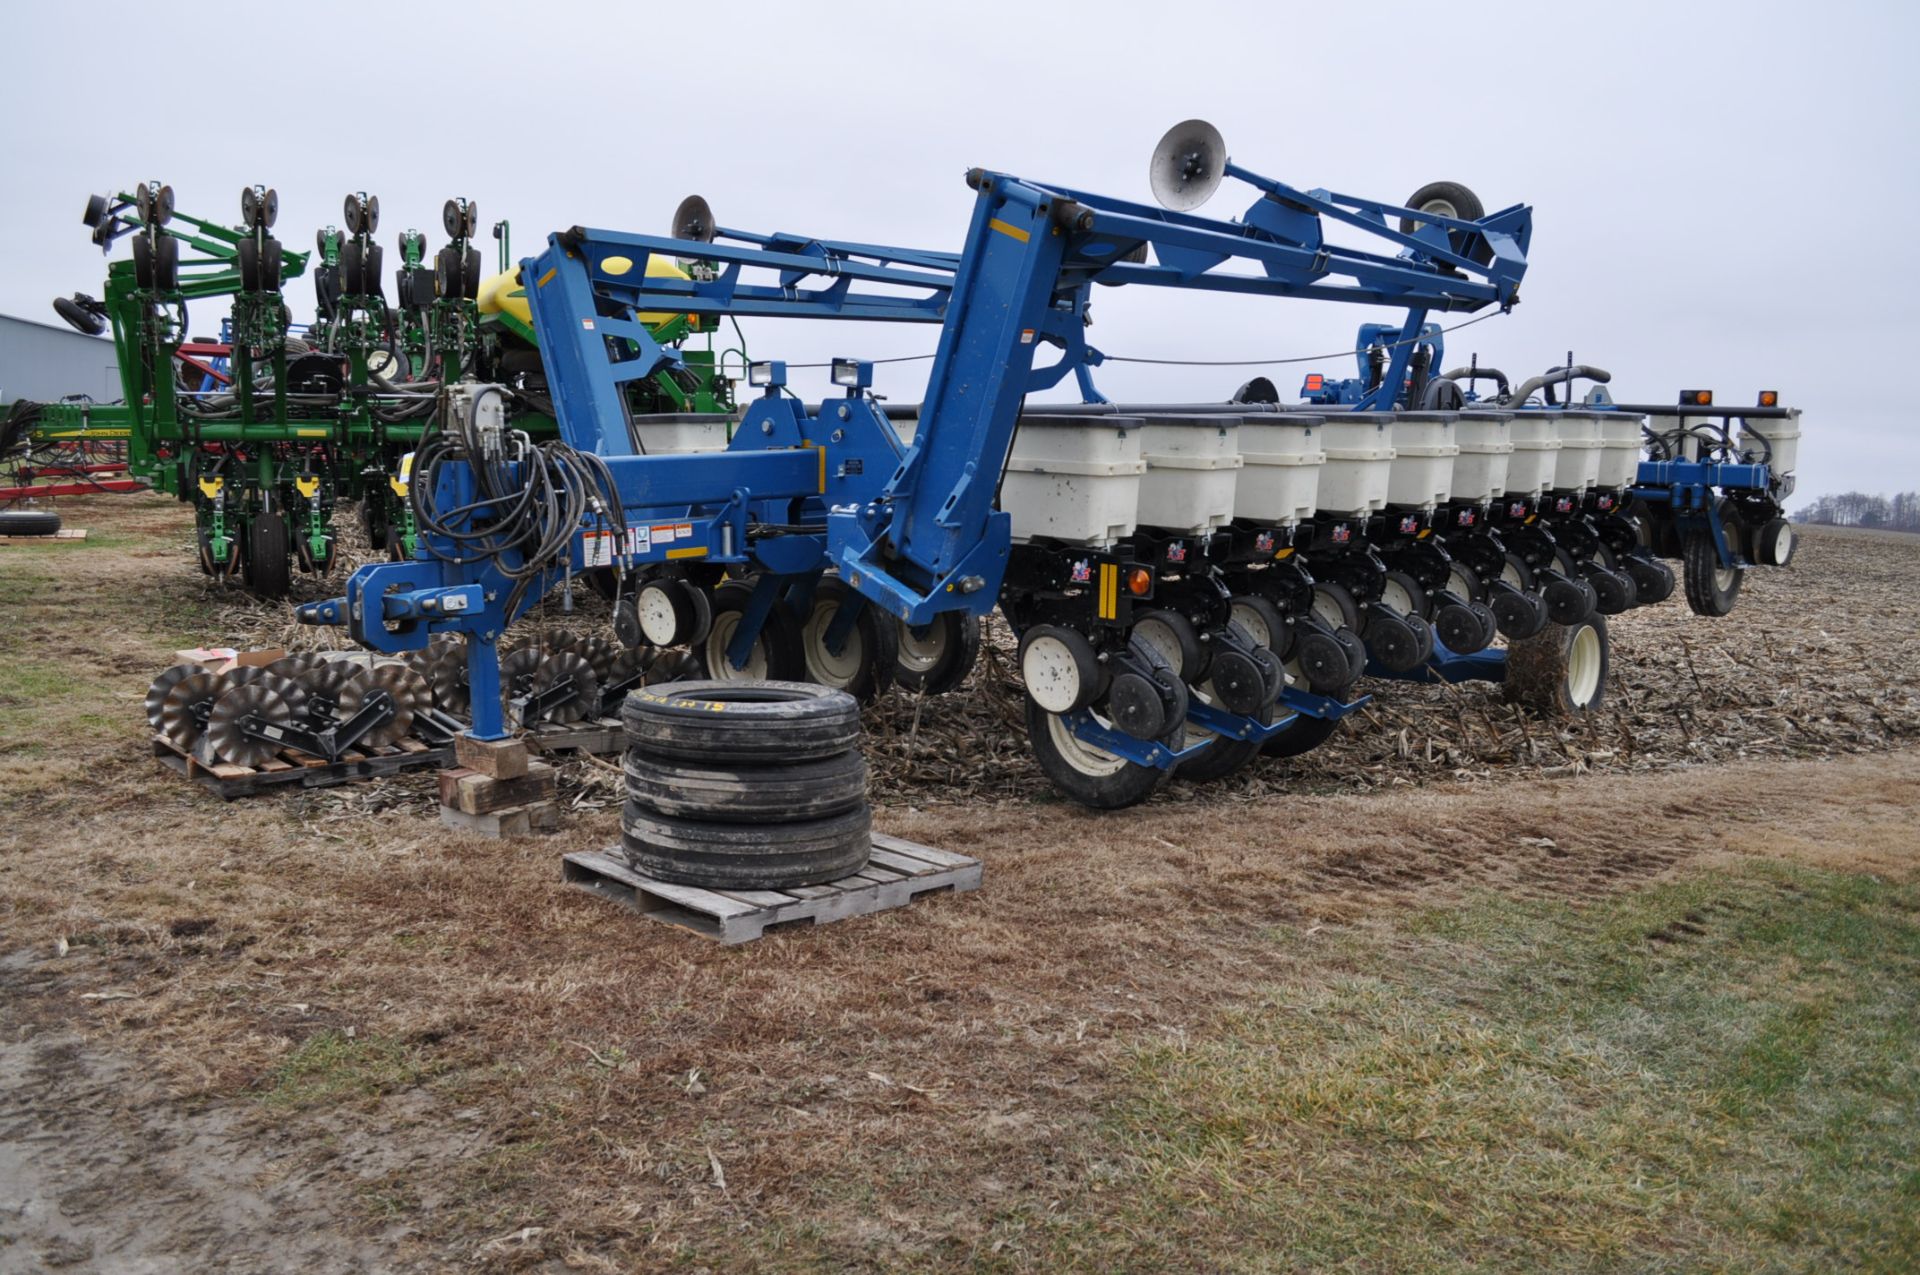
[{"x1": 409, "y1": 387, "x2": 626, "y2": 617}]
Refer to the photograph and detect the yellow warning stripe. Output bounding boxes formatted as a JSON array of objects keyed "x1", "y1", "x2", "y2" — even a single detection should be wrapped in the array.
[
  {"x1": 1098, "y1": 562, "x2": 1118, "y2": 619},
  {"x1": 536, "y1": 266, "x2": 557, "y2": 288},
  {"x1": 988, "y1": 218, "x2": 1030, "y2": 243},
  {"x1": 817, "y1": 445, "x2": 828, "y2": 493},
  {"x1": 665, "y1": 546, "x2": 708, "y2": 560}
]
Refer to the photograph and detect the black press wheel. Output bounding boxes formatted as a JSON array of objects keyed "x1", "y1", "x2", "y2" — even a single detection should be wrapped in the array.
[
  {"x1": 1505, "y1": 614, "x2": 1609, "y2": 716},
  {"x1": 895, "y1": 611, "x2": 981, "y2": 695},
  {"x1": 243, "y1": 511, "x2": 291, "y2": 599},
  {"x1": 1682, "y1": 531, "x2": 1742, "y2": 617},
  {"x1": 620, "y1": 800, "x2": 871, "y2": 890},
  {"x1": 1023, "y1": 695, "x2": 1164, "y2": 810},
  {"x1": 621, "y1": 679, "x2": 861, "y2": 765}
]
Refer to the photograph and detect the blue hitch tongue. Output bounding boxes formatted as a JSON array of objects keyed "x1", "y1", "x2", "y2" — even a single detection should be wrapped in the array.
[{"x1": 297, "y1": 597, "x2": 347, "y2": 626}]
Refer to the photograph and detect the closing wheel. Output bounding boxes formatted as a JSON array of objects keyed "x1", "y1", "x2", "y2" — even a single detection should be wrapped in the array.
[
  {"x1": 1289, "y1": 626, "x2": 1350, "y2": 695},
  {"x1": 1757, "y1": 517, "x2": 1795, "y2": 567},
  {"x1": 697, "y1": 583, "x2": 806, "y2": 681},
  {"x1": 1506, "y1": 614, "x2": 1609, "y2": 716},
  {"x1": 1024, "y1": 696, "x2": 1164, "y2": 810},
  {"x1": 243, "y1": 512, "x2": 291, "y2": 599},
  {"x1": 895, "y1": 611, "x2": 981, "y2": 695},
  {"x1": 1682, "y1": 530, "x2": 1742, "y2": 617},
  {"x1": 799, "y1": 577, "x2": 896, "y2": 704},
  {"x1": 1365, "y1": 606, "x2": 1426, "y2": 672},
  {"x1": 1587, "y1": 543, "x2": 1639, "y2": 614},
  {"x1": 1541, "y1": 566, "x2": 1596, "y2": 626},
  {"x1": 1624, "y1": 554, "x2": 1676, "y2": 605}
]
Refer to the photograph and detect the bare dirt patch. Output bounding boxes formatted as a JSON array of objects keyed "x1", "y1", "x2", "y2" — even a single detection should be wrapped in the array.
[{"x1": 3, "y1": 496, "x2": 1918, "y2": 1269}]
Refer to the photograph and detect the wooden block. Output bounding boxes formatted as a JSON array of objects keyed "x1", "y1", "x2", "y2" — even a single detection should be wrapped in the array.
[
  {"x1": 440, "y1": 762, "x2": 556, "y2": 815},
  {"x1": 454, "y1": 734, "x2": 529, "y2": 779},
  {"x1": 438, "y1": 799, "x2": 559, "y2": 838}
]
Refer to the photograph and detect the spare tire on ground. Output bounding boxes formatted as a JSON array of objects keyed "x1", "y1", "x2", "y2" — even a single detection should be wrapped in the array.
[
  {"x1": 622, "y1": 749, "x2": 867, "y2": 823},
  {"x1": 620, "y1": 679, "x2": 860, "y2": 764},
  {"x1": 620, "y1": 678, "x2": 873, "y2": 888},
  {"x1": 0, "y1": 509, "x2": 61, "y2": 536},
  {"x1": 620, "y1": 801, "x2": 872, "y2": 890}
]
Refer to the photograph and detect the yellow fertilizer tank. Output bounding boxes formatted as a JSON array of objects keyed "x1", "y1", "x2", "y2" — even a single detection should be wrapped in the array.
[{"x1": 476, "y1": 255, "x2": 697, "y2": 330}]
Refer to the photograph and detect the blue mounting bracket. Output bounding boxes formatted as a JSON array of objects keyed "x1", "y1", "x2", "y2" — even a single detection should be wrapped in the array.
[
  {"x1": 1057, "y1": 710, "x2": 1212, "y2": 771},
  {"x1": 1369, "y1": 640, "x2": 1509, "y2": 685}
]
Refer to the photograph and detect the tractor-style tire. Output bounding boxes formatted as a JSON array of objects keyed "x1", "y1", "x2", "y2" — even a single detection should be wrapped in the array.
[
  {"x1": 1505, "y1": 614, "x2": 1610, "y2": 716},
  {"x1": 1260, "y1": 713, "x2": 1342, "y2": 759},
  {"x1": 1682, "y1": 531, "x2": 1742, "y2": 617},
  {"x1": 895, "y1": 611, "x2": 981, "y2": 696},
  {"x1": 1398, "y1": 181, "x2": 1492, "y2": 264},
  {"x1": 620, "y1": 801, "x2": 871, "y2": 890},
  {"x1": 0, "y1": 509, "x2": 61, "y2": 536},
  {"x1": 623, "y1": 750, "x2": 868, "y2": 823},
  {"x1": 1023, "y1": 696, "x2": 1164, "y2": 810},
  {"x1": 695, "y1": 582, "x2": 807, "y2": 682},
  {"x1": 621, "y1": 679, "x2": 861, "y2": 765},
  {"x1": 244, "y1": 512, "x2": 291, "y2": 599},
  {"x1": 799, "y1": 577, "x2": 897, "y2": 704}
]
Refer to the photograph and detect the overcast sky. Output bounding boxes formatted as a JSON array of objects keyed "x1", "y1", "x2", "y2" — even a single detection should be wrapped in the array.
[{"x1": 3, "y1": 0, "x2": 1912, "y2": 502}]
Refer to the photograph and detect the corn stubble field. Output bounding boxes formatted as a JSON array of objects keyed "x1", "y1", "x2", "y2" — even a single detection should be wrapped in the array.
[{"x1": 3, "y1": 495, "x2": 1919, "y2": 1273}]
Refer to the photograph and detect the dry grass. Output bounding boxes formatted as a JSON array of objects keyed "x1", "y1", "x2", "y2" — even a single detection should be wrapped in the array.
[{"x1": 3, "y1": 494, "x2": 1919, "y2": 1271}]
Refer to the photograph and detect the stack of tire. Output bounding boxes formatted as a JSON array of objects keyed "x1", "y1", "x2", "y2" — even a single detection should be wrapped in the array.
[{"x1": 619, "y1": 680, "x2": 872, "y2": 889}]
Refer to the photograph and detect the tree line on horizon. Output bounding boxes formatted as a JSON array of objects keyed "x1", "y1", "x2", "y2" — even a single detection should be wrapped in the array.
[{"x1": 1794, "y1": 491, "x2": 1920, "y2": 532}]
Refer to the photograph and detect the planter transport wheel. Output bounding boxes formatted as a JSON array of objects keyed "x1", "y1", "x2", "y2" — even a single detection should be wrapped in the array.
[
  {"x1": 1506, "y1": 615, "x2": 1610, "y2": 716},
  {"x1": 1022, "y1": 695, "x2": 1165, "y2": 810},
  {"x1": 1682, "y1": 530, "x2": 1742, "y2": 617}
]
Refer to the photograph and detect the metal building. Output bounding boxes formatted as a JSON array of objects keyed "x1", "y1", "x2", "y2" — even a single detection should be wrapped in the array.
[{"x1": 0, "y1": 312, "x2": 120, "y2": 407}]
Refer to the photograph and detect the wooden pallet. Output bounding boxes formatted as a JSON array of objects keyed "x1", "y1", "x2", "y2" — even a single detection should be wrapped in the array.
[
  {"x1": 0, "y1": 528, "x2": 88, "y2": 544},
  {"x1": 562, "y1": 834, "x2": 982, "y2": 944},
  {"x1": 152, "y1": 734, "x2": 451, "y2": 800},
  {"x1": 525, "y1": 716, "x2": 625, "y2": 756}
]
